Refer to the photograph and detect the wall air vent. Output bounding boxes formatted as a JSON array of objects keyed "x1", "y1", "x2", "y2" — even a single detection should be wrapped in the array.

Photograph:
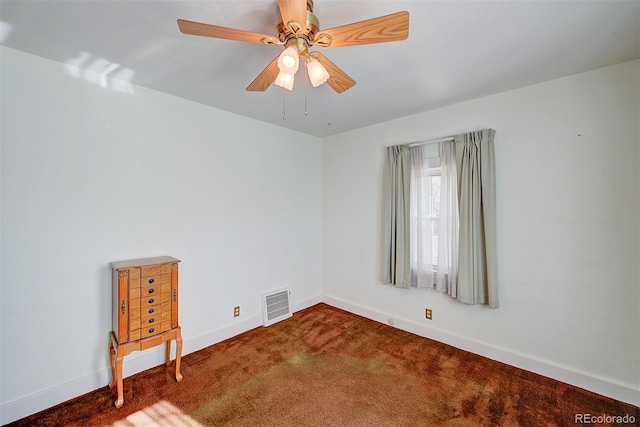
[{"x1": 262, "y1": 288, "x2": 292, "y2": 327}]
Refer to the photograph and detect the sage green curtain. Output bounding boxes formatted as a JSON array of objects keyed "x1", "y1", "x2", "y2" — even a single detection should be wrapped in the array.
[
  {"x1": 454, "y1": 129, "x2": 499, "y2": 308},
  {"x1": 382, "y1": 144, "x2": 411, "y2": 288}
]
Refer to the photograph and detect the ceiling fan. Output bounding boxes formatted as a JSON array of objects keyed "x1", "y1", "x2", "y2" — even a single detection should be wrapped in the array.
[{"x1": 177, "y1": 0, "x2": 409, "y2": 94}]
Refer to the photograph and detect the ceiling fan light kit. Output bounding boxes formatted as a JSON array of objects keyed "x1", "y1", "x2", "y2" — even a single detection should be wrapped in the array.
[
  {"x1": 277, "y1": 45, "x2": 300, "y2": 75},
  {"x1": 307, "y1": 57, "x2": 330, "y2": 87},
  {"x1": 274, "y1": 70, "x2": 295, "y2": 91},
  {"x1": 177, "y1": 0, "x2": 409, "y2": 113}
]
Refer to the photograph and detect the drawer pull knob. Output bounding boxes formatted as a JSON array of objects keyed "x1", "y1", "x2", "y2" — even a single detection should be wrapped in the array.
[
  {"x1": 148, "y1": 278, "x2": 155, "y2": 284},
  {"x1": 148, "y1": 298, "x2": 155, "y2": 304},
  {"x1": 149, "y1": 328, "x2": 155, "y2": 334},
  {"x1": 148, "y1": 288, "x2": 155, "y2": 294},
  {"x1": 148, "y1": 318, "x2": 155, "y2": 323},
  {"x1": 149, "y1": 308, "x2": 154, "y2": 314}
]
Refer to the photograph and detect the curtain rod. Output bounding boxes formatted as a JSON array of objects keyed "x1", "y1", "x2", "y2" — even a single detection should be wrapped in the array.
[{"x1": 407, "y1": 136, "x2": 454, "y2": 148}]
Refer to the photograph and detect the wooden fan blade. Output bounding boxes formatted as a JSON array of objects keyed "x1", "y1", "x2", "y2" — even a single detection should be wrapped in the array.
[
  {"x1": 315, "y1": 11, "x2": 409, "y2": 48},
  {"x1": 277, "y1": 0, "x2": 307, "y2": 31},
  {"x1": 312, "y1": 52, "x2": 356, "y2": 94},
  {"x1": 177, "y1": 19, "x2": 277, "y2": 44},
  {"x1": 246, "y1": 56, "x2": 280, "y2": 91}
]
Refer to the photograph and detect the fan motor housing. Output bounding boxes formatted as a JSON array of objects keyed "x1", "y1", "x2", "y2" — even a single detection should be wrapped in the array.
[{"x1": 275, "y1": 10, "x2": 320, "y2": 48}]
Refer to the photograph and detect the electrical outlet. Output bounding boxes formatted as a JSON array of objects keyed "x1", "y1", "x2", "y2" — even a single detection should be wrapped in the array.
[
  {"x1": 425, "y1": 308, "x2": 433, "y2": 320},
  {"x1": 233, "y1": 306, "x2": 240, "y2": 317}
]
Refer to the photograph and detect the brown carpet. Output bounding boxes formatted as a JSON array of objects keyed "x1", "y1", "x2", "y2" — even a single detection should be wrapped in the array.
[{"x1": 6, "y1": 303, "x2": 639, "y2": 426}]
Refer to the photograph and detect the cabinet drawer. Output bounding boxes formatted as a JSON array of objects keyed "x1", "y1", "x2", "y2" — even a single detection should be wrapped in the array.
[
  {"x1": 142, "y1": 282, "x2": 170, "y2": 297},
  {"x1": 139, "y1": 321, "x2": 171, "y2": 339},
  {"x1": 141, "y1": 275, "x2": 161, "y2": 287},
  {"x1": 142, "y1": 310, "x2": 170, "y2": 327},
  {"x1": 140, "y1": 265, "x2": 162, "y2": 277},
  {"x1": 141, "y1": 300, "x2": 170, "y2": 316},
  {"x1": 140, "y1": 292, "x2": 170, "y2": 309}
]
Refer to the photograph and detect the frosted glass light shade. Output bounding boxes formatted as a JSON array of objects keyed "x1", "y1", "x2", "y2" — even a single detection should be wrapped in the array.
[
  {"x1": 277, "y1": 46, "x2": 299, "y2": 74},
  {"x1": 307, "y1": 58, "x2": 329, "y2": 87},
  {"x1": 274, "y1": 71, "x2": 294, "y2": 91}
]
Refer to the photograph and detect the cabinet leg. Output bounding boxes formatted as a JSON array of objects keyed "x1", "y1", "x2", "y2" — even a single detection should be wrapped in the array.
[
  {"x1": 114, "y1": 351, "x2": 124, "y2": 408},
  {"x1": 165, "y1": 340, "x2": 171, "y2": 367},
  {"x1": 175, "y1": 333, "x2": 183, "y2": 382},
  {"x1": 109, "y1": 340, "x2": 117, "y2": 389}
]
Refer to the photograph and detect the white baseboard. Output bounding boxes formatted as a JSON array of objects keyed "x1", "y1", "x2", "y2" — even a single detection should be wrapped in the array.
[
  {"x1": 321, "y1": 294, "x2": 640, "y2": 407},
  {"x1": 0, "y1": 369, "x2": 111, "y2": 427},
  {"x1": 0, "y1": 294, "x2": 321, "y2": 425},
  {"x1": 291, "y1": 293, "x2": 322, "y2": 314}
]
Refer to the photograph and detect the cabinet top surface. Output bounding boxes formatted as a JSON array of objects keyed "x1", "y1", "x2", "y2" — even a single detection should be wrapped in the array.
[{"x1": 110, "y1": 256, "x2": 181, "y2": 270}]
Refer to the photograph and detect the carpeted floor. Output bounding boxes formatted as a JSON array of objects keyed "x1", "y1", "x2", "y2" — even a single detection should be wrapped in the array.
[{"x1": 6, "y1": 303, "x2": 639, "y2": 426}]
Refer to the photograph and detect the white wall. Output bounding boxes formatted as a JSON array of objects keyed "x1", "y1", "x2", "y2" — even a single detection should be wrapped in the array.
[
  {"x1": 323, "y1": 60, "x2": 639, "y2": 405},
  {"x1": 2, "y1": 45, "x2": 638, "y2": 423},
  {"x1": 0, "y1": 47, "x2": 323, "y2": 423}
]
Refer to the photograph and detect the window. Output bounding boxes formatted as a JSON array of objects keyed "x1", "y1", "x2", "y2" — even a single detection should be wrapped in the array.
[
  {"x1": 412, "y1": 167, "x2": 441, "y2": 269},
  {"x1": 383, "y1": 130, "x2": 497, "y2": 306},
  {"x1": 409, "y1": 142, "x2": 458, "y2": 290},
  {"x1": 425, "y1": 170, "x2": 441, "y2": 267}
]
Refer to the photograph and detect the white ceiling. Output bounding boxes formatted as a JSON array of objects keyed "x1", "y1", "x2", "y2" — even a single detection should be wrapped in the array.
[{"x1": 1, "y1": 0, "x2": 638, "y2": 138}]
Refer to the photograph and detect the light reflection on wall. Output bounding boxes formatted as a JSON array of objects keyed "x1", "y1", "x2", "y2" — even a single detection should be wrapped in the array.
[
  {"x1": 109, "y1": 400, "x2": 204, "y2": 427},
  {"x1": 66, "y1": 51, "x2": 135, "y2": 94},
  {"x1": 0, "y1": 21, "x2": 13, "y2": 43}
]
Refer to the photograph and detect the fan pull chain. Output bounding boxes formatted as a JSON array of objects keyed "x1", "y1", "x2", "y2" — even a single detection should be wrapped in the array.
[{"x1": 304, "y1": 58, "x2": 308, "y2": 116}]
